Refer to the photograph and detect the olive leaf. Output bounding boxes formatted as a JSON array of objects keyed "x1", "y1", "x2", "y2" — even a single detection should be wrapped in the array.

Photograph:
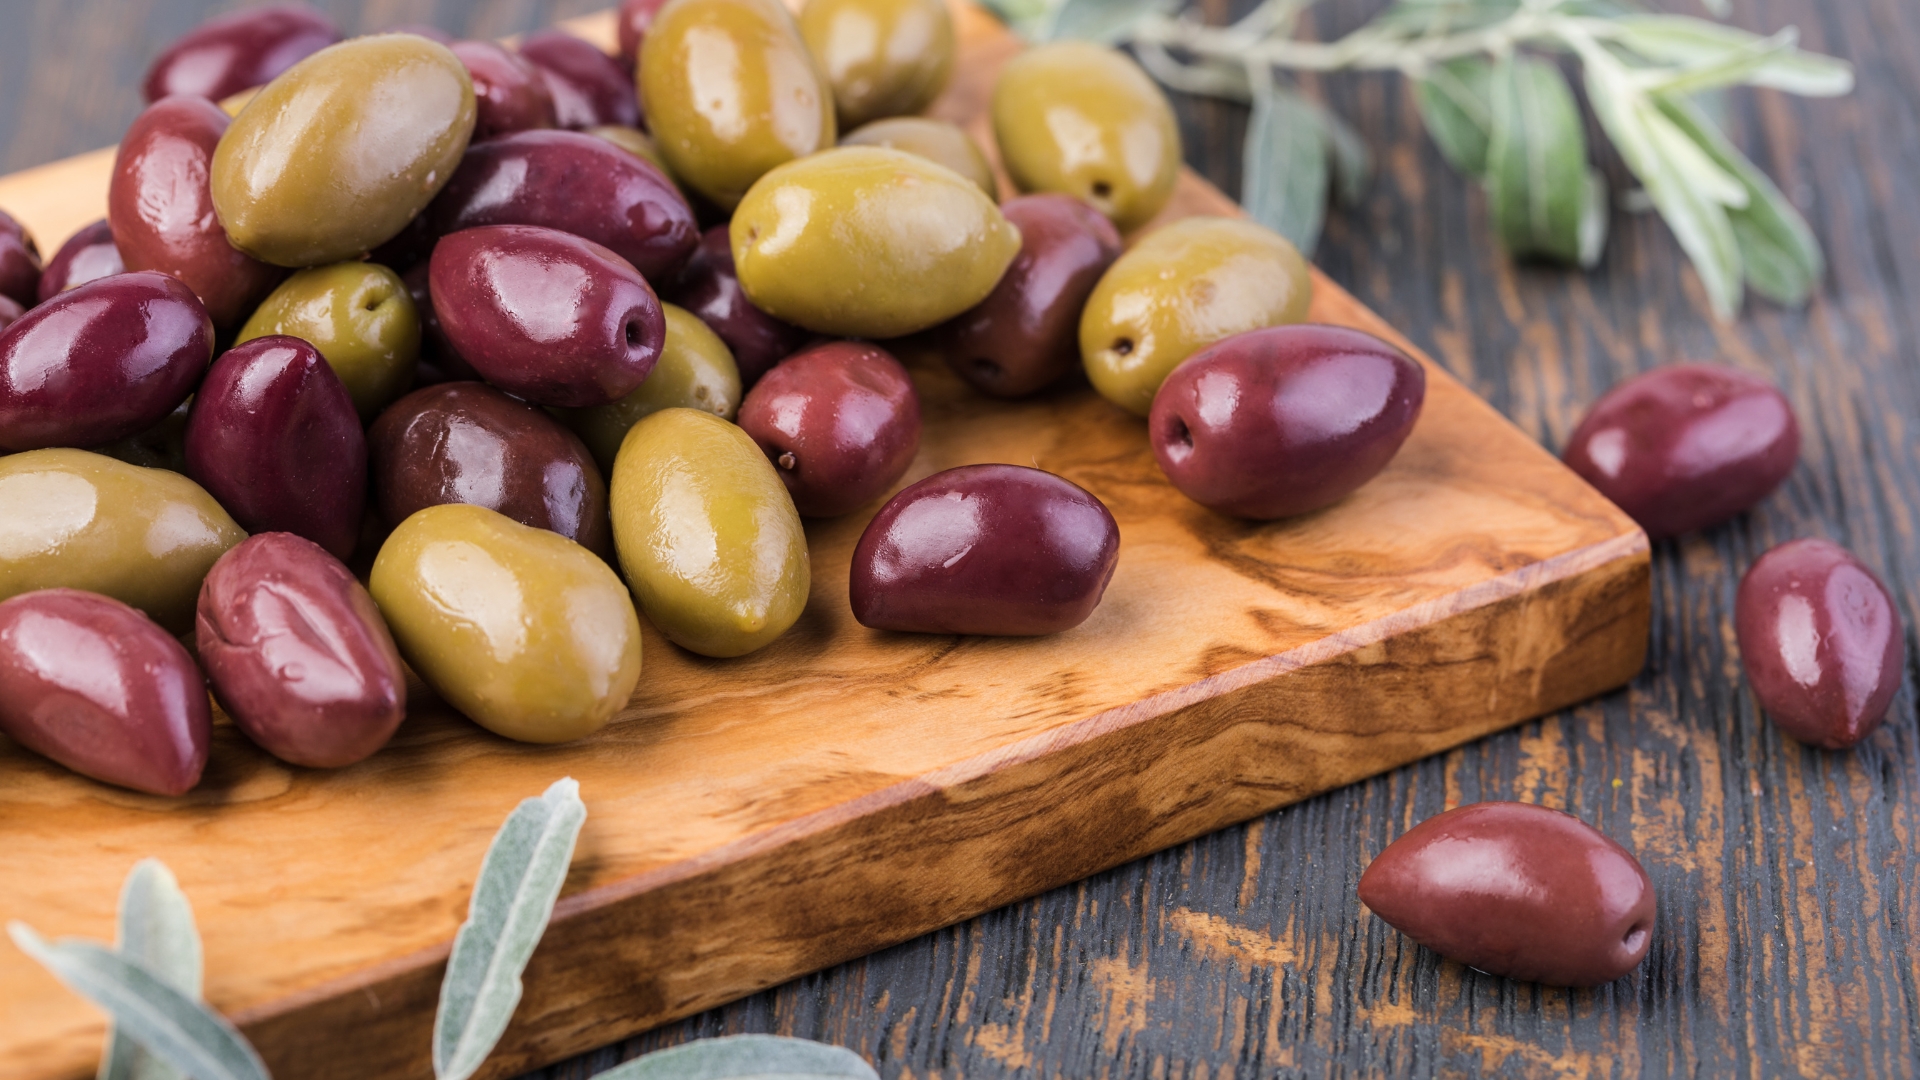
[
  {"x1": 590, "y1": 1035, "x2": 880, "y2": 1080},
  {"x1": 1414, "y1": 57, "x2": 1496, "y2": 176},
  {"x1": 1243, "y1": 81, "x2": 1329, "y2": 252},
  {"x1": 102, "y1": 861, "x2": 203, "y2": 1080},
  {"x1": 1321, "y1": 107, "x2": 1373, "y2": 209},
  {"x1": 1604, "y1": 16, "x2": 1855, "y2": 97},
  {"x1": 1485, "y1": 55, "x2": 1607, "y2": 267},
  {"x1": 1045, "y1": 0, "x2": 1179, "y2": 44}
]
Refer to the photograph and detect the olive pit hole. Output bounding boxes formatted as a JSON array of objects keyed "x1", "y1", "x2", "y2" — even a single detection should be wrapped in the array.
[
  {"x1": 1112, "y1": 337, "x2": 1134, "y2": 357},
  {"x1": 1169, "y1": 416, "x2": 1192, "y2": 450},
  {"x1": 968, "y1": 357, "x2": 1002, "y2": 381},
  {"x1": 1090, "y1": 180, "x2": 1112, "y2": 200},
  {"x1": 777, "y1": 451, "x2": 797, "y2": 471},
  {"x1": 625, "y1": 320, "x2": 645, "y2": 347},
  {"x1": 1621, "y1": 923, "x2": 1650, "y2": 953}
]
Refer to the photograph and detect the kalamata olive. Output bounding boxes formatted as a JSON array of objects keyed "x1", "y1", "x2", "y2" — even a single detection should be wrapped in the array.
[
  {"x1": 0, "y1": 589, "x2": 210, "y2": 795},
  {"x1": 197, "y1": 533, "x2": 406, "y2": 769},
  {"x1": 450, "y1": 40, "x2": 558, "y2": 139},
  {"x1": 1735, "y1": 538, "x2": 1904, "y2": 749},
  {"x1": 850, "y1": 464, "x2": 1119, "y2": 635},
  {"x1": 428, "y1": 129, "x2": 698, "y2": 285},
  {"x1": 618, "y1": 0, "x2": 674, "y2": 69},
  {"x1": 0, "y1": 272, "x2": 214, "y2": 452},
  {"x1": 1358, "y1": 801, "x2": 1656, "y2": 987},
  {"x1": 669, "y1": 225, "x2": 805, "y2": 388},
  {"x1": 0, "y1": 209, "x2": 42, "y2": 307},
  {"x1": 738, "y1": 341, "x2": 920, "y2": 517},
  {"x1": 1149, "y1": 325, "x2": 1426, "y2": 520},
  {"x1": 0, "y1": 296, "x2": 22, "y2": 331},
  {"x1": 183, "y1": 336, "x2": 366, "y2": 559},
  {"x1": 1563, "y1": 363, "x2": 1799, "y2": 539},
  {"x1": 37, "y1": 220, "x2": 124, "y2": 302},
  {"x1": 109, "y1": 96, "x2": 287, "y2": 327},
  {"x1": 142, "y1": 4, "x2": 341, "y2": 104},
  {"x1": 520, "y1": 30, "x2": 642, "y2": 131}
]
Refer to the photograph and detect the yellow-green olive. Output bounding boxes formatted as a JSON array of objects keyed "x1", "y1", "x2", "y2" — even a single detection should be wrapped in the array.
[
  {"x1": 561, "y1": 304, "x2": 742, "y2": 473},
  {"x1": 587, "y1": 124, "x2": 674, "y2": 177},
  {"x1": 609, "y1": 408, "x2": 808, "y2": 658},
  {"x1": 840, "y1": 116, "x2": 995, "y2": 197},
  {"x1": 799, "y1": 0, "x2": 955, "y2": 129},
  {"x1": 369, "y1": 503, "x2": 642, "y2": 743},
  {"x1": 237, "y1": 262, "x2": 421, "y2": 420},
  {"x1": 1080, "y1": 216, "x2": 1312, "y2": 415}
]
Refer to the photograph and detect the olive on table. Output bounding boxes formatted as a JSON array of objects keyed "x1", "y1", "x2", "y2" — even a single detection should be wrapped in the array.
[
  {"x1": 370, "y1": 503, "x2": 642, "y2": 743},
  {"x1": 0, "y1": 209, "x2": 42, "y2": 308},
  {"x1": 839, "y1": 117, "x2": 996, "y2": 198},
  {"x1": 738, "y1": 341, "x2": 920, "y2": 517},
  {"x1": 450, "y1": 40, "x2": 558, "y2": 139},
  {"x1": 1561, "y1": 363, "x2": 1799, "y2": 540},
  {"x1": 0, "y1": 589, "x2": 210, "y2": 796},
  {"x1": 37, "y1": 219, "x2": 123, "y2": 302},
  {"x1": 669, "y1": 224, "x2": 805, "y2": 389},
  {"x1": 610, "y1": 408, "x2": 809, "y2": 658},
  {"x1": 1081, "y1": 216, "x2": 1312, "y2": 416},
  {"x1": 237, "y1": 261, "x2": 421, "y2": 421},
  {"x1": 589, "y1": 124, "x2": 673, "y2": 176},
  {"x1": 800, "y1": 0, "x2": 955, "y2": 129},
  {"x1": 520, "y1": 30, "x2": 642, "y2": 130},
  {"x1": 561, "y1": 303, "x2": 742, "y2": 473},
  {"x1": 142, "y1": 4, "x2": 340, "y2": 104},
  {"x1": 618, "y1": 0, "x2": 674, "y2": 69}
]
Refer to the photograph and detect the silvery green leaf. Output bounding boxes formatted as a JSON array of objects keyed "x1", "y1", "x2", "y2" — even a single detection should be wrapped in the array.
[
  {"x1": 1044, "y1": 0, "x2": 1178, "y2": 43},
  {"x1": 1374, "y1": 0, "x2": 1519, "y2": 36},
  {"x1": 1605, "y1": 16, "x2": 1855, "y2": 96},
  {"x1": 1413, "y1": 57, "x2": 1495, "y2": 177},
  {"x1": 1320, "y1": 107, "x2": 1372, "y2": 208},
  {"x1": 102, "y1": 861, "x2": 203, "y2": 1080},
  {"x1": 8, "y1": 925, "x2": 269, "y2": 1080},
  {"x1": 433, "y1": 778, "x2": 588, "y2": 1080},
  {"x1": 1133, "y1": 42, "x2": 1251, "y2": 102},
  {"x1": 1578, "y1": 168, "x2": 1610, "y2": 269},
  {"x1": 1700, "y1": 0, "x2": 1731, "y2": 16},
  {"x1": 1485, "y1": 55, "x2": 1597, "y2": 265},
  {"x1": 1243, "y1": 83, "x2": 1329, "y2": 254},
  {"x1": 590, "y1": 1036, "x2": 879, "y2": 1080}
]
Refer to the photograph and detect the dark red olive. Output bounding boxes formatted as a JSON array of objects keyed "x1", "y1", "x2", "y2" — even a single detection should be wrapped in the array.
[
  {"x1": 738, "y1": 341, "x2": 920, "y2": 517},
  {"x1": 109, "y1": 96, "x2": 286, "y2": 327},
  {"x1": 670, "y1": 225, "x2": 805, "y2": 388},
  {"x1": 0, "y1": 589, "x2": 210, "y2": 796},
  {"x1": 369, "y1": 381, "x2": 613, "y2": 556},
  {"x1": 183, "y1": 336, "x2": 366, "y2": 559},
  {"x1": 1735, "y1": 538, "x2": 1904, "y2": 750},
  {"x1": 618, "y1": 0, "x2": 673, "y2": 69},
  {"x1": 1563, "y1": 363, "x2": 1799, "y2": 539},
  {"x1": 1359, "y1": 801, "x2": 1655, "y2": 987},
  {"x1": 197, "y1": 533, "x2": 407, "y2": 769},
  {"x1": 851, "y1": 464, "x2": 1120, "y2": 636},
  {"x1": 519, "y1": 30, "x2": 642, "y2": 130},
  {"x1": 0, "y1": 272, "x2": 214, "y2": 452},
  {"x1": 429, "y1": 129, "x2": 697, "y2": 285},
  {"x1": 1149, "y1": 325, "x2": 1425, "y2": 520},
  {"x1": 450, "y1": 40, "x2": 557, "y2": 140},
  {"x1": 0, "y1": 208, "x2": 42, "y2": 308},
  {"x1": 142, "y1": 4, "x2": 341, "y2": 104},
  {"x1": 387, "y1": 24, "x2": 455, "y2": 45},
  {"x1": 37, "y1": 220, "x2": 124, "y2": 302}
]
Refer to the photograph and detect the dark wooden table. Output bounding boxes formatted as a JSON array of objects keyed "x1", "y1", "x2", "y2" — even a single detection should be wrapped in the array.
[{"x1": 9, "y1": 0, "x2": 1918, "y2": 1076}]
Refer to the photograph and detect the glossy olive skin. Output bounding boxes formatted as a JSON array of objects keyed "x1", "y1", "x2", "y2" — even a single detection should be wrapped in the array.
[
  {"x1": 212, "y1": 34, "x2": 476, "y2": 267},
  {"x1": 0, "y1": 589, "x2": 210, "y2": 795},
  {"x1": 197, "y1": 533, "x2": 406, "y2": 768},
  {"x1": 640, "y1": 0, "x2": 836, "y2": 209},
  {"x1": 562, "y1": 303, "x2": 741, "y2": 472},
  {"x1": 732, "y1": 147, "x2": 1021, "y2": 338},
  {"x1": 428, "y1": 129, "x2": 699, "y2": 285},
  {"x1": 1081, "y1": 216, "x2": 1313, "y2": 416},
  {"x1": 800, "y1": 0, "x2": 955, "y2": 128},
  {"x1": 610, "y1": 408, "x2": 809, "y2": 657},
  {"x1": 840, "y1": 117, "x2": 995, "y2": 198},
  {"x1": 521, "y1": 30, "x2": 642, "y2": 130},
  {"x1": 618, "y1": 0, "x2": 674, "y2": 68},
  {"x1": 0, "y1": 210, "x2": 41, "y2": 308},
  {"x1": 0, "y1": 449, "x2": 245, "y2": 632},
  {"x1": 1359, "y1": 802, "x2": 1656, "y2": 986},
  {"x1": 184, "y1": 336, "x2": 366, "y2": 559},
  {"x1": 0, "y1": 272, "x2": 214, "y2": 452},
  {"x1": 1563, "y1": 364, "x2": 1799, "y2": 540},
  {"x1": 450, "y1": 40, "x2": 557, "y2": 139},
  {"x1": 237, "y1": 261, "x2": 420, "y2": 420},
  {"x1": 1735, "y1": 539, "x2": 1904, "y2": 750},
  {"x1": 37, "y1": 220, "x2": 124, "y2": 302},
  {"x1": 669, "y1": 224, "x2": 805, "y2": 388},
  {"x1": 143, "y1": 4, "x2": 339, "y2": 104},
  {"x1": 738, "y1": 341, "x2": 920, "y2": 517},
  {"x1": 370, "y1": 503, "x2": 642, "y2": 743}
]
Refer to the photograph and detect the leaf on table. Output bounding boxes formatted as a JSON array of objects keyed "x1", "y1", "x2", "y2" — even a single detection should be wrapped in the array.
[
  {"x1": 589, "y1": 1035, "x2": 880, "y2": 1080},
  {"x1": 1243, "y1": 82, "x2": 1330, "y2": 254},
  {"x1": 102, "y1": 860, "x2": 203, "y2": 1080},
  {"x1": 1413, "y1": 56, "x2": 1496, "y2": 177},
  {"x1": 1044, "y1": 0, "x2": 1179, "y2": 43},
  {"x1": 1606, "y1": 16, "x2": 1855, "y2": 97},
  {"x1": 1485, "y1": 54, "x2": 1602, "y2": 266}
]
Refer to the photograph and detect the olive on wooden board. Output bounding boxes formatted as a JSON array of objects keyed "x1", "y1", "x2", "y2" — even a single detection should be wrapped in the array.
[
  {"x1": 839, "y1": 117, "x2": 996, "y2": 198},
  {"x1": 197, "y1": 533, "x2": 406, "y2": 769},
  {"x1": 1735, "y1": 538, "x2": 1904, "y2": 750},
  {"x1": 738, "y1": 341, "x2": 920, "y2": 517},
  {"x1": 236, "y1": 261, "x2": 421, "y2": 421},
  {"x1": 1358, "y1": 801, "x2": 1656, "y2": 987},
  {"x1": 799, "y1": 0, "x2": 955, "y2": 129},
  {"x1": 370, "y1": 503, "x2": 642, "y2": 744},
  {"x1": 850, "y1": 464, "x2": 1120, "y2": 636},
  {"x1": 520, "y1": 30, "x2": 642, "y2": 130},
  {"x1": 1562, "y1": 363, "x2": 1799, "y2": 540},
  {"x1": 561, "y1": 303, "x2": 742, "y2": 473},
  {"x1": 142, "y1": 4, "x2": 340, "y2": 104},
  {"x1": 618, "y1": 0, "x2": 674, "y2": 69},
  {"x1": 0, "y1": 209, "x2": 41, "y2": 308},
  {"x1": 669, "y1": 224, "x2": 805, "y2": 388},
  {"x1": 610, "y1": 408, "x2": 809, "y2": 658},
  {"x1": 37, "y1": 219, "x2": 123, "y2": 302},
  {"x1": 450, "y1": 40, "x2": 557, "y2": 139},
  {"x1": 1149, "y1": 325, "x2": 1426, "y2": 520},
  {"x1": 0, "y1": 589, "x2": 210, "y2": 796}
]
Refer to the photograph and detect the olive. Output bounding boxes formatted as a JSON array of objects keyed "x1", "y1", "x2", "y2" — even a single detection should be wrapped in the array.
[
  {"x1": 1080, "y1": 216, "x2": 1312, "y2": 416},
  {"x1": 589, "y1": 124, "x2": 673, "y2": 176},
  {"x1": 561, "y1": 303, "x2": 742, "y2": 473},
  {"x1": 212, "y1": 34, "x2": 476, "y2": 267},
  {"x1": 991, "y1": 41, "x2": 1180, "y2": 232},
  {"x1": 0, "y1": 589, "x2": 210, "y2": 796},
  {"x1": 0, "y1": 272, "x2": 214, "y2": 452},
  {"x1": 1736, "y1": 539, "x2": 1904, "y2": 750},
  {"x1": 799, "y1": 0, "x2": 955, "y2": 129},
  {"x1": 731, "y1": 147, "x2": 1021, "y2": 338},
  {"x1": 183, "y1": 336, "x2": 366, "y2": 559},
  {"x1": 37, "y1": 220, "x2": 124, "y2": 302},
  {"x1": 609, "y1": 408, "x2": 809, "y2": 657},
  {"x1": 1562, "y1": 363, "x2": 1799, "y2": 540},
  {"x1": 618, "y1": 0, "x2": 674, "y2": 69},
  {"x1": 449, "y1": 40, "x2": 558, "y2": 139},
  {"x1": 197, "y1": 533, "x2": 406, "y2": 769},
  {"x1": 142, "y1": 4, "x2": 340, "y2": 104},
  {"x1": 0, "y1": 449, "x2": 246, "y2": 633},
  {"x1": 640, "y1": 0, "x2": 836, "y2": 209},
  {"x1": 0, "y1": 209, "x2": 43, "y2": 308},
  {"x1": 839, "y1": 117, "x2": 996, "y2": 198},
  {"x1": 669, "y1": 224, "x2": 805, "y2": 388},
  {"x1": 520, "y1": 30, "x2": 642, "y2": 131},
  {"x1": 1359, "y1": 802, "x2": 1656, "y2": 987},
  {"x1": 236, "y1": 261, "x2": 421, "y2": 421},
  {"x1": 0, "y1": 296, "x2": 23, "y2": 332},
  {"x1": 738, "y1": 341, "x2": 920, "y2": 517},
  {"x1": 370, "y1": 503, "x2": 642, "y2": 743}
]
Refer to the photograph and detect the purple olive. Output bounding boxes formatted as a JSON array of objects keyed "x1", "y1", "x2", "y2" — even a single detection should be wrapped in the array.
[
  {"x1": 37, "y1": 220, "x2": 124, "y2": 302},
  {"x1": 851, "y1": 464, "x2": 1120, "y2": 635},
  {"x1": 0, "y1": 588, "x2": 210, "y2": 795},
  {"x1": 197, "y1": 533, "x2": 407, "y2": 769},
  {"x1": 0, "y1": 209, "x2": 42, "y2": 308},
  {"x1": 0, "y1": 272, "x2": 214, "y2": 452},
  {"x1": 1736, "y1": 538, "x2": 1904, "y2": 749},
  {"x1": 1563, "y1": 363, "x2": 1799, "y2": 539},
  {"x1": 669, "y1": 225, "x2": 805, "y2": 388},
  {"x1": 519, "y1": 30, "x2": 642, "y2": 130},
  {"x1": 738, "y1": 341, "x2": 920, "y2": 517},
  {"x1": 428, "y1": 129, "x2": 697, "y2": 284},
  {"x1": 450, "y1": 40, "x2": 557, "y2": 140},
  {"x1": 109, "y1": 96, "x2": 286, "y2": 327},
  {"x1": 618, "y1": 0, "x2": 673, "y2": 70},
  {"x1": 369, "y1": 381, "x2": 613, "y2": 557},
  {"x1": 1148, "y1": 325, "x2": 1425, "y2": 520},
  {"x1": 142, "y1": 4, "x2": 341, "y2": 104},
  {"x1": 1359, "y1": 801, "x2": 1656, "y2": 987}
]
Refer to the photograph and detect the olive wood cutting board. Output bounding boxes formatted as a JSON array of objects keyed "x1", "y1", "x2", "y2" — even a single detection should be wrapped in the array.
[{"x1": 0, "y1": 3, "x2": 1651, "y2": 1078}]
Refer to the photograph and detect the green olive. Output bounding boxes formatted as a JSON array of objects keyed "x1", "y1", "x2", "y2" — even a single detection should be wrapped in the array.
[
  {"x1": 588, "y1": 124, "x2": 674, "y2": 178},
  {"x1": 561, "y1": 304, "x2": 742, "y2": 474},
  {"x1": 609, "y1": 408, "x2": 808, "y2": 658},
  {"x1": 237, "y1": 262, "x2": 421, "y2": 420},
  {"x1": 640, "y1": 0, "x2": 836, "y2": 210},
  {"x1": 991, "y1": 41, "x2": 1180, "y2": 233},
  {"x1": 731, "y1": 146, "x2": 1021, "y2": 338},
  {"x1": 839, "y1": 116, "x2": 995, "y2": 197},
  {"x1": 1080, "y1": 216, "x2": 1312, "y2": 416},
  {"x1": 369, "y1": 503, "x2": 642, "y2": 743},
  {"x1": 212, "y1": 35, "x2": 476, "y2": 267},
  {"x1": 800, "y1": 0, "x2": 955, "y2": 129},
  {"x1": 0, "y1": 449, "x2": 245, "y2": 632}
]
